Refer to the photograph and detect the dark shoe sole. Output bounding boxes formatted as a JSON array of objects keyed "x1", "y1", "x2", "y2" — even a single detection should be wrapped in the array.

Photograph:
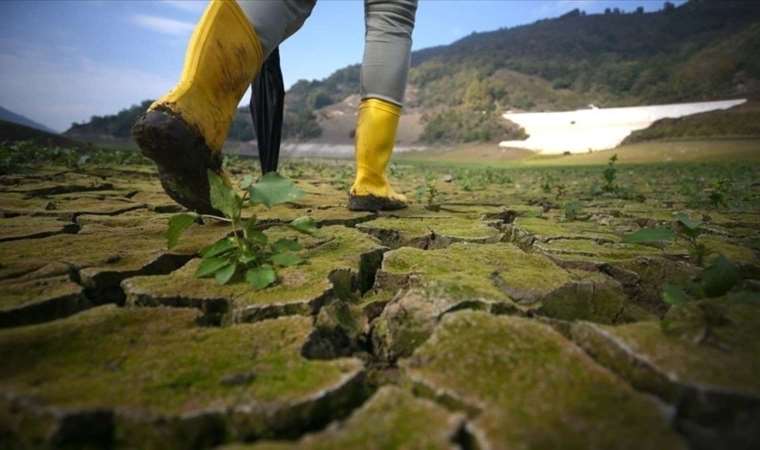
[
  {"x1": 132, "y1": 109, "x2": 222, "y2": 215},
  {"x1": 348, "y1": 193, "x2": 407, "y2": 211}
]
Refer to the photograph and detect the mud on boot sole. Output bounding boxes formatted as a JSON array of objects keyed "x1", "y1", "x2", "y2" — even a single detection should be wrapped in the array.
[
  {"x1": 348, "y1": 193, "x2": 408, "y2": 211},
  {"x1": 132, "y1": 109, "x2": 223, "y2": 215}
]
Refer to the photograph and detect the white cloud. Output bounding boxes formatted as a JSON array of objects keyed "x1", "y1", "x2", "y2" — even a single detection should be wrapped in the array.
[
  {"x1": 0, "y1": 40, "x2": 175, "y2": 132},
  {"x1": 131, "y1": 14, "x2": 195, "y2": 36},
  {"x1": 161, "y1": 0, "x2": 207, "y2": 14}
]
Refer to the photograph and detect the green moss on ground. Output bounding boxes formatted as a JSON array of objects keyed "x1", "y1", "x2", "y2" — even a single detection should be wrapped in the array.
[
  {"x1": 0, "y1": 192, "x2": 144, "y2": 218},
  {"x1": 358, "y1": 215, "x2": 501, "y2": 248},
  {"x1": 539, "y1": 271, "x2": 654, "y2": 324},
  {"x1": 0, "y1": 274, "x2": 82, "y2": 311},
  {"x1": 402, "y1": 311, "x2": 685, "y2": 450},
  {"x1": 0, "y1": 306, "x2": 365, "y2": 449},
  {"x1": 379, "y1": 242, "x2": 570, "y2": 306},
  {"x1": 123, "y1": 226, "x2": 385, "y2": 322},
  {"x1": 0, "y1": 306, "x2": 361, "y2": 414},
  {"x1": 0, "y1": 215, "x2": 75, "y2": 242},
  {"x1": 572, "y1": 300, "x2": 760, "y2": 401},
  {"x1": 0, "y1": 214, "x2": 227, "y2": 280},
  {"x1": 536, "y1": 239, "x2": 663, "y2": 263},
  {"x1": 512, "y1": 217, "x2": 621, "y2": 243},
  {"x1": 223, "y1": 386, "x2": 462, "y2": 450}
]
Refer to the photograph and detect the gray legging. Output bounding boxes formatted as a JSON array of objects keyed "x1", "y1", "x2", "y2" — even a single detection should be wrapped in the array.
[{"x1": 236, "y1": 0, "x2": 417, "y2": 106}]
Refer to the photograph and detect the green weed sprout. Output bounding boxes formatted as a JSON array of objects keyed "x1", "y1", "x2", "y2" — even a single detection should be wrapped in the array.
[
  {"x1": 661, "y1": 255, "x2": 745, "y2": 305},
  {"x1": 602, "y1": 153, "x2": 618, "y2": 192},
  {"x1": 622, "y1": 212, "x2": 708, "y2": 266},
  {"x1": 166, "y1": 171, "x2": 317, "y2": 289},
  {"x1": 415, "y1": 173, "x2": 440, "y2": 210},
  {"x1": 562, "y1": 201, "x2": 585, "y2": 221}
]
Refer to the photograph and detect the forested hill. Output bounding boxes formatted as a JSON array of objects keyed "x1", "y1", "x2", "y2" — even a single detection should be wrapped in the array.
[
  {"x1": 408, "y1": 0, "x2": 760, "y2": 106},
  {"x1": 67, "y1": 0, "x2": 760, "y2": 144}
]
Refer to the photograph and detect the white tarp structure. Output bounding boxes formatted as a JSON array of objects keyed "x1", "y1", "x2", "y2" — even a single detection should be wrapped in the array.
[{"x1": 498, "y1": 99, "x2": 746, "y2": 154}]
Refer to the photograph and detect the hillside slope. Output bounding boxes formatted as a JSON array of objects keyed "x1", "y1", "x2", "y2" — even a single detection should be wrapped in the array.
[
  {"x1": 1, "y1": 119, "x2": 87, "y2": 149},
  {"x1": 301, "y1": 0, "x2": 760, "y2": 143},
  {"x1": 621, "y1": 99, "x2": 760, "y2": 144},
  {"x1": 0, "y1": 107, "x2": 57, "y2": 134}
]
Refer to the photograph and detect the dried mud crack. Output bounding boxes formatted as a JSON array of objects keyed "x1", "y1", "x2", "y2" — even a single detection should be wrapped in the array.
[{"x1": 1, "y1": 161, "x2": 759, "y2": 449}]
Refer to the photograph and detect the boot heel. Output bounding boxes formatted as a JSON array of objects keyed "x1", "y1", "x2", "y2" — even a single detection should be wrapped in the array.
[
  {"x1": 132, "y1": 110, "x2": 222, "y2": 215},
  {"x1": 348, "y1": 193, "x2": 407, "y2": 212}
]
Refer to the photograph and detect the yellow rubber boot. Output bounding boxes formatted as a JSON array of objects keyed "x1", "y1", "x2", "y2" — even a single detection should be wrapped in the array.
[
  {"x1": 132, "y1": 0, "x2": 263, "y2": 214},
  {"x1": 348, "y1": 98, "x2": 408, "y2": 211}
]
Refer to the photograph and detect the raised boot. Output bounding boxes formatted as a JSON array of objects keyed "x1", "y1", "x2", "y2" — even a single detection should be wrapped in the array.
[
  {"x1": 348, "y1": 98, "x2": 408, "y2": 211},
  {"x1": 132, "y1": 0, "x2": 263, "y2": 214}
]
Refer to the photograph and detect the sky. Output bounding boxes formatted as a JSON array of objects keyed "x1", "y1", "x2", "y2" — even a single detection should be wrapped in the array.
[{"x1": 0, "y1": 0, "x2": 685, "y2": 132}]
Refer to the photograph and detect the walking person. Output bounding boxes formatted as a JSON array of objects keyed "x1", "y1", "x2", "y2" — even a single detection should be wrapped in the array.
[{"x1": 132, "y1": 0, "x2": 418, "y2": 213}]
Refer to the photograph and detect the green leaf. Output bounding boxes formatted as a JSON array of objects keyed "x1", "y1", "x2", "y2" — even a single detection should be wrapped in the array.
[
  {"x1": 248, "y1": 172, "x2": 304, "y2": 208},
  {"x1": 208, "y1": 170, "x2": 240, "y2": 219},
  {"x1": 241, "y1": 217, "x2": 267, "y2": 245},
  {"x1": 246, "y1": 265, "x2": 276, "y2": 289},
  {"x1": 239, "y1": 251, "x2": 257, "y2": 265},
  {"x1": 166, "y1": 213, "x2": 196, "y2": 249},
  {"x1": 239, "y1": 175, "x2": 254, "y2": 189},
  {"x1": 622, "y1": 227, "x2": 676, "y2": 245},
  {"x1": 289, "y1": 216, "x2": 317, "y2": 235},
  {"x1": 195, "y1": 256, "x2": 231, "y2": 278},
  {"x1": 272, "y1": 238, "x2": 301, "y2": 253},
  {"x1": 272, "y1": 251, "x2": 302, "y2": 267},
  {"x1": 675, "y1": 213, "x2": 702, "y2": 231},
  {"x1": 200, "y1": 237, "x2": 236, "y2": 258},
  {"x1": 702, "y1": 255, "x2": 740, "y2": 298},
  {"x1": 245, "y1": 226, "x2": 268, "y2": 246},
  {"x1": 662, "y1": 283, "x2": 691, "y2": 305},
  {"x1": 214, "y1": 262, "x2": 238, "y2": 285}
]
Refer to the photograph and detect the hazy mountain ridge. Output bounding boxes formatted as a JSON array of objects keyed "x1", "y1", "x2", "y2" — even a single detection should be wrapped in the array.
[
  {"x1": 0, "y1": 106, "x2": 57, "y2": 134},
  {"x1": 0, "y1": 119, "x2": 88, "y2": 149}
]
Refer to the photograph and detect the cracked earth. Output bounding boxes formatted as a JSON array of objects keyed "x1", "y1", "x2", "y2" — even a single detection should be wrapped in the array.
[{"x1": 1, "y1": 159, "x2": 759, "y2": 450}]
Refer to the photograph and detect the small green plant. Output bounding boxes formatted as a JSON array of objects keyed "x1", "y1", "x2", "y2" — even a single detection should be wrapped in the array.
[
  {"x1": 554, "y1": 183, "x2": 566, "y2": 200},
  {"x1": 331, "y1": 166, "x2": 352, "y2": 191},
  {"x1": 425, "y1": 174, "x2": 438, "y2": 206},
  {"x1": 414, "y1": 185, "x2": 425, "y2": 204},
  {"x1": 415, "y1": 173, "x2": 439, "y2": 210},
  {"x1": 672, "y1": 213, "x2": 708, "y2": 266},
  {"x1": 602, "y1": 154, "x2": 618, "y2": 192},
  {"x1": 562, "y1": 201, "x2": 585, "y2": 221},
  {"x1": 622, "y1": 212, "x2": 708, "y2": 265},
  {"x1": 281, "y1": 161, "x2": 305, "y2": 178},
  {"x1": 167, "y1": 171, "x2": 317, "y2": 289},
  {"x1": 659, "y1": 255, "x2": 755, "y2": 344},
  {"x1": 540, "y1": 174, "x2": 554, "y2": 193},
  {"x1": 389, "y1": 163, "x2": 404, "y2": 178},
  {"x1": 662, "y1": 255, "x2": 744, "y2": 305},
  {"x1": 708, "y1": 177, "x2": 729, "y2": 208}
]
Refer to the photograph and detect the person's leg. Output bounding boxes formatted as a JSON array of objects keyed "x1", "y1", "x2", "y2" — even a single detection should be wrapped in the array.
[
  {"x1": 237, "y1": 0, "x2": 316, "y2": 60},
  {"x1": 349, "y1": 0, "x2": 418, "y2": 211},
  {"x1": 132, "y1": 0, "x2": 314, "y2": 214}
]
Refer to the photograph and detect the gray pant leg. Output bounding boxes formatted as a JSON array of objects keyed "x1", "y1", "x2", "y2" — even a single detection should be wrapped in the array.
[
  {"x1": 361, "y1": 0, "x2": 418, "y2": 106},
  {"x1": 236, "y1": 0, "x2": 316, "y2": 58}
]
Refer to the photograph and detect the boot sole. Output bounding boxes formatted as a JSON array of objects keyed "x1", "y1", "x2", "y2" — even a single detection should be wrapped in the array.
[
  {"x1": 348, "y1": 193, "x2": 408, "y2": 211},
  {"x1": 132, "y1": 109, "x2": 222, "y2": 215}
]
